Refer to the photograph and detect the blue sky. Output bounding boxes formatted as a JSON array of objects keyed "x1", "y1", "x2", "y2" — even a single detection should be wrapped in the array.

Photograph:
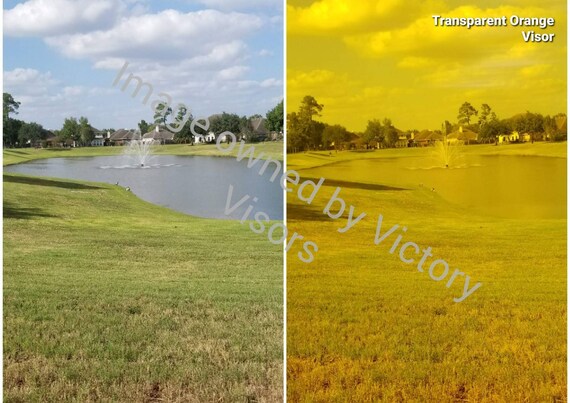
[{"x1": 3, "y1": 0, "x2": 283, "y2": 130}]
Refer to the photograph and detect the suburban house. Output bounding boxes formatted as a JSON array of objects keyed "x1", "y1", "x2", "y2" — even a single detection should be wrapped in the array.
[
  {"x1": 267, "y1": 130, "x2": 282, "y2": 141},
  {"x1": 142, "y1": 126, "x2": 175, "y2": 144},
  {"x1": 109, "y1": 129, "x2": 137, "y2": 145},
  {"x1": 44, "y1": 133, "x2": 60, "y2": 148},
  {"x1": 193, "y1": 113, "x2": 222, "y2": 144},
  {"x1": 447, "y1": 126, "x2": 478, "y2": 144},
  {"x1": 193, "y1": 116, "x2": 273, "y2": 143},
  {"x1": 521, "y1": 133, "x2": 532, "y2": 142},
  {"x1": 498, "y1": 131, "x2": 521, "y2": 144},
  {"x1": 195, "y1": 132, "x2": 217, "y2": 143},
  {"x1": 91, "y1": 130, "x2": 110, "y2": 147},
  {"x1": 250, "y1": 117, "x2": 268, "y2": 140},
  {"x1": 412, "y1": 130, "x2": 443, "y2": 146},
  {"x1": 394, "y1": 128, "x2": 409, "y2": 148}
]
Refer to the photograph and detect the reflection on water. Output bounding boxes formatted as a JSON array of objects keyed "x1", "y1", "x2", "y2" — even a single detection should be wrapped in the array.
[
  {"x1": 304, "y1": 155, "x2": 566, "y2": 219},
  {"x1": 5, "y1": 155, "x2": 283, "y2": 220}
]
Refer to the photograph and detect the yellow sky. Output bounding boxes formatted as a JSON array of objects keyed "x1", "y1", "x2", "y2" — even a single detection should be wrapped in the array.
[{"x1": 287, "y1": 0, "x2": 567, "y2": 132}]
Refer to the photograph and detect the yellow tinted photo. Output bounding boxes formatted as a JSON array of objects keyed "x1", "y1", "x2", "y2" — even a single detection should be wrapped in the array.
[{"x1": 286, "y1": 0, "x2": 566, "y2": 401}]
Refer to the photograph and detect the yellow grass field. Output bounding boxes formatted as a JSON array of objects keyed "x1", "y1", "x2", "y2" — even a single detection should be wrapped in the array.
[{"x1": 286, "y1": 142, "x2": 566, "y2": 402}]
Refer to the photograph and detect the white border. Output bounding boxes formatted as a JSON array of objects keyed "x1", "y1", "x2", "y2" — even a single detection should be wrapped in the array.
[{"x1": 282, "y1": 0, "x2": 288, "y2": 400}]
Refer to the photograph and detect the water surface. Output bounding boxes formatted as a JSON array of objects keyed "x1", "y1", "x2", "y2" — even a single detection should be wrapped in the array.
[
  {"x1": 5, "y1": 155, "x2": 283, "y2": 220},
  {"x1": 302, "y1": 154, "x2": 566, "y2": 219}
]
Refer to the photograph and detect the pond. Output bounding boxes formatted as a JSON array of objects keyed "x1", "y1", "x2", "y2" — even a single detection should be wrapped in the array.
[
  {"x1": 302, "y1": 154, "x2": 566, "y2": 219},
  {"x1": 5, "y1": 155, "x2": 283, "y2": 220}
]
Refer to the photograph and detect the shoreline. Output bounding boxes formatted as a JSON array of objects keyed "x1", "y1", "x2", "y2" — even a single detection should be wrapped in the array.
[
  {"x1": 3, "y1": 141, "x2": 284, "y2": 166},
  {"x1": 287, "y1": 141, "x2": 567, "y2": 171}
]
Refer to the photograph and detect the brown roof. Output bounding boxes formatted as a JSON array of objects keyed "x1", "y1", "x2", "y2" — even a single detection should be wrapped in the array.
[
  {"x1": 109, "y1": 129, "x2": 136, "y2": 141},
  {"x1": 143, "y1": 126, "x2": 175, "y2": 141},
  {"x1": 414, "y1": 130, "x2": 443, "y2": 141},
  {"x1": 448, "y1": 127, "x2": 478, "y2": 141},
  {"x1": 250, "y1": 117, "x2": 267, "y2": 134}
]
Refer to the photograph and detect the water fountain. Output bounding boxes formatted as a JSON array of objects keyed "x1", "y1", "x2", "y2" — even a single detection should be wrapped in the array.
[
  {"x1": 124, "y1": 129, "x2": 158, "y2": 167},
  {"x1": 432, "y1": 135, "x2": 464, "y2": 168}
]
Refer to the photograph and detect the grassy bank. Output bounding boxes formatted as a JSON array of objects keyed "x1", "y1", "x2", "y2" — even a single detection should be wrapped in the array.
[
  {"x1": 286, "y1": 145, "x2": 566, "y2": 401},
  {"x1": 3, "y1": 141, "x2": 284, "y2": 166},
  {"x1": 4, "y1": 173, "x2": 283, "y2": 401}
]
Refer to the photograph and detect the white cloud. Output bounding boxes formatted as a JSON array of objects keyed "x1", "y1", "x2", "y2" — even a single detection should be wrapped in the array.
[
  {"x1": 93, "y1": 58, "x2": 130, "y2": 70},
  {"x1": 260, "y1": 78, "x2": 282, "y2": 88},
  {"x1": 269, "y1": 15, "x2": 283, "y2": 25},
  {"x1": 195, "y1": 0, "x2": 282, "y2": 11},
  {"x1": 45, "y1": 10, "x2": 263, "y2": 62},
  {"x1": 40, "y1": 8, "x2": 272, "y2": 113},
  {"x1": 217, "y1": 66, "x2": 249, "y2": 80},
  {"x1": 258, "y1": 49, "x2": 273, "y2": 57},
  {"x1": 176, "y1": 41, "x2": 249, "y2": 70},
  {"x1": 4, "y1": 3, "x2": 283, "y2": 129},
  {"x1": 3, "y1": 68, "x2": 91, "y2": 128},
  {"x1": 4, "y1": 68, "x2": 57, "y2": 95},
  {"x1": 4, "y1": 0, "x2": 124, "y2": 37},
  {"x1": 63, "y1": 86, "x2": 85, "y2": 96}
]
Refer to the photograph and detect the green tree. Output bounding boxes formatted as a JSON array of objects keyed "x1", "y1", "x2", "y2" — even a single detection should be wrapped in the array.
[
  {"x1": 60, "y1": 117, "x2": 80, "y2": 142},
  {"x1": 18, "y1": 122, "x2": 45, "y2": 145},
  {"x1": 287, "y1": 112, "x2": 306, "y2": 152},
  {"x1": 138, "y1": 120, "x2": 151, "y2": 135},
  {"x1": 240, "y1": 116, "x2": 257, "y2": 142},
  {"x1": 4, "y1": 118, "x2": 23, "y2": 146},
  {"x1": 266, "y1": 100, "x2": 284, "y2": 133},
  {"x1": 363, "y1": 119, "x2": 383, "y2": 146},
  {"x1": 79, "y1": 116, "x2": 94, "y2": 145},
  {"x1": 300, "y1": 96, "x2": 324, "y2": 149},
  {"x1": 153, "y1": 102, "x2": 172, "y2": 125},
  {"x1": 288, "y1": 96, "x2": 324, "y2": 151},
  {"x1": 173, "y1": 106, "x2": 194, "y2": 143},
  {"x1": 458, "y1": 102, "x2": 478, "y2": 125},
  {"x1": 322, "y1": 124, "x2": 349, "y2": 150},
  {"x1": 308, "y1": 120, "x2": 326, "y2": 149},
  {"x1": 3, "y1": 93, "x2": 22, "y2": 146},
  {"x1": 3, "y1": 93, "x2": 20, "y2": 125},
  {"x1": 298, "y1": 96, "x2": 323, "y2": 122},
  {"x1": 210, "y1": 112, "x2": 242, "y2": 137},
  {"x1": 382, "y1": 118, "x2": 399, "y2": 147},
  {"x1": 554, "y1": 113, "x2": 567, "y2": 140},
  {"x1": 509, "y1": 111, "x2": 544, "y2": 134},
  {"x1": 479, "y1": 119, "x2": 510, "y2": 142},
  {"x1": 478, "y1": 104, "x2": 497, "y2": 126},
  {"x1": 544, "y1": 113, "x2": 567, "y2": 141}
]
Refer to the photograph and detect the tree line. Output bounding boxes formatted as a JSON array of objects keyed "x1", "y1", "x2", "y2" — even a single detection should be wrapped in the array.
[
  {"x1": 287, "y1": 96, "x2": 407, "y2": 152},
  {"x1": 453, "y1": 101, "x2": 566, "y2": 143},
  {"x1": 4, "y1": 93, "x2": 52, "y2": 147},
  {"x1": 287, "y1": 96, "x2": 567, "y2": 153},
  {"x1": 3, "y1": 92, "x2": 284, "y2": 148},
  {"x1": 138, "y1": 100, "x2": 283, "y2": 144}
]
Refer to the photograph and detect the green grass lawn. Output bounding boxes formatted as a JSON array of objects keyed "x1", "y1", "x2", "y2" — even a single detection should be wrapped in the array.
[
  {"x1": 4, "y1": 171, "x2": 283, "y2": 401},
  {"x1": 286, "y1": 143, "x2": 566, "y2": 401},
  {"x1": 3, "y1": 141, "x2": 284, "y2": 166}
]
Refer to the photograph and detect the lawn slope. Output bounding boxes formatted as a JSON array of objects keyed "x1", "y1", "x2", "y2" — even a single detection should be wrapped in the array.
[
  {"x1": 4, "y1": 173, "x2": 283, "y2": 401},
  {"x1": 286, "y1": 144, "x2": 566, "y2": 402}
]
